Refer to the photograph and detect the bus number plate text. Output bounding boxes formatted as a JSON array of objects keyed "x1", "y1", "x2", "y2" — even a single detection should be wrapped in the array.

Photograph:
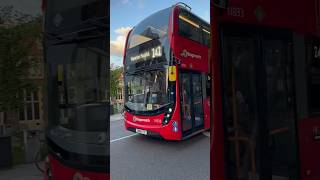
[{"x1": 136, "y1": 129, "x2": 147, "y2": 135}]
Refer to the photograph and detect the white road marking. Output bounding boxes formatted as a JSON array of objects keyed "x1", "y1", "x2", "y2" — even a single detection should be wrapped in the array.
[
  {"x1": 202, "y1": 131, "x2": 210, "y2": 137},
  {"x1": 110, "y1": 133, "x2": 139, "y2": 143},
  {"x1": 110, "y1": 118, "x2": 123, "y2": 122}
]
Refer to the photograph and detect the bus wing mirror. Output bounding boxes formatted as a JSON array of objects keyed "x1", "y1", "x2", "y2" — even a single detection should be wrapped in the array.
[
  {"x1": 213, "y1": 0, "x2": 228, "y2": 9},
  {"x1": 168, "y1": 66, "x2": 177, "y2": 81}
]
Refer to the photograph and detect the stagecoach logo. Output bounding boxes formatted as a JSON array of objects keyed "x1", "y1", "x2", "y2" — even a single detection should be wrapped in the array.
[
  {"x1": 133, "y1": 116, "x2": 150, "y2": 123},
  {"x1": 73, "y1": 172, "x2": 90, "y2": 180},
  {"x1": 180, "y1": 49, "x2": 201, "y2": 59}
]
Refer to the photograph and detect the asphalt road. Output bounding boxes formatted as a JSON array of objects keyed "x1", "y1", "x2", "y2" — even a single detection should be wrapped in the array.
[{"x1": 110, "y1": 114, "x2": 210, "y2": 180}]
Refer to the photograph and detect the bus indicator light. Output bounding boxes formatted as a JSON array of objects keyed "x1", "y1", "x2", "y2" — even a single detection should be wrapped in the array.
[
  {"x1": 173, "y1": 127, "x2": 178, "y2": 132},
  {"x1": 172, "y1": 121, "x2": 177, "y2": 127},
  {"x1": 172, "y1": 121, "x2": 178, "y2": 132}
]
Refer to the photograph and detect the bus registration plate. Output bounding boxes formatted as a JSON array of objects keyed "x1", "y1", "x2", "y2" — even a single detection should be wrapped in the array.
[{"x1": 136, "y1": 129, "x2": 147, "y2": 135}]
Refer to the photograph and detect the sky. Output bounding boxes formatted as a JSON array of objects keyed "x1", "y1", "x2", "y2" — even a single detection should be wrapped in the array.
[{"x1": 110, "y1": 0, "x2": 210, "y2": 67}]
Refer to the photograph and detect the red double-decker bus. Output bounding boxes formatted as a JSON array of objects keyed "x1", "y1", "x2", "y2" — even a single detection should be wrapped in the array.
[
  {"x1": 210, "y1": 0, "x2": 320, "y2": 180},
  {"x1": 123, "y1": 3, "x2": 211, "y2": 140},
  {"x1": 42, "y1": 0, "x2": 109, "y2": 179}
]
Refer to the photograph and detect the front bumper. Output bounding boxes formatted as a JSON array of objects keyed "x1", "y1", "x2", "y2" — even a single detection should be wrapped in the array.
[{"x1": 124, "y1": 119, "x2": 181, "y2": 140}]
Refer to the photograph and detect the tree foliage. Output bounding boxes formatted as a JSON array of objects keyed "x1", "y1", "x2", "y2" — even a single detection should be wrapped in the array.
[
  {"x1": 0, "y1": 6, "x2": 42, "y2": 112},
  {"x1": 110, "y1": 66, "x2": 123, "y2": 99}
]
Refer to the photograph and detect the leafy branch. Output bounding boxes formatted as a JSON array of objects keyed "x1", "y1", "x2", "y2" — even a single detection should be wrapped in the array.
[{"x1": 110, "y1": 67, "x2": 123, "y2": 99}]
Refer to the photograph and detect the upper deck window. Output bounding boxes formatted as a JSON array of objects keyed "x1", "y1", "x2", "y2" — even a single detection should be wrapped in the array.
[
  {"x1": 127, "y1": 8, "x2": 171, "y2": 49},
  {"x1": 178, "y1": 9, "x2": 210, "y2": 46}
]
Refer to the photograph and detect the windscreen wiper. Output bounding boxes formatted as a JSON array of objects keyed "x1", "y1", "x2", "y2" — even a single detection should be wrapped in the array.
[
  {"x1": 125, "y1": 63, "x2": 168, "y2": 75},
  {"x1": 158, "y1": 102, "x2": 174, "y2": 109},
  {"x1": 125, "y1": 66, "x2": 165, "y2": 75}
]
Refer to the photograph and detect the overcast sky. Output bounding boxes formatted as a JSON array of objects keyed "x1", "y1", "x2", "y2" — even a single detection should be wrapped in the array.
[{"x1": 0, "y1": 0, "x2": 42, "y2": 16}]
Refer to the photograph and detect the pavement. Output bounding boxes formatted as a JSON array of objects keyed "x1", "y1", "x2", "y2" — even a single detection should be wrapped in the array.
[
  {"x1": 110, "y1": 113, "x2": 124, "y2": 121},
  {"x1": 111, "y1": 114, "x2": 210, "y2": 180},
  {"x1": 0, "y1": 162, "x2": 44, "y2": 180}
]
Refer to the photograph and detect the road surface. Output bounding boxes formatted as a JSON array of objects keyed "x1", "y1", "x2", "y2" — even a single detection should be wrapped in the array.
[{"x1": 110, "y1": 114, "x2": 210, "y2": 180}]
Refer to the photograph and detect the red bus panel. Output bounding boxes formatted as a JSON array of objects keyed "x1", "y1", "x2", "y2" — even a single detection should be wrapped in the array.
[
  {"x1": 46, "y1": 155, "x2": 109, "y2": 180},
  {"x1": 298, "y1": 118, "x2": 320, "y2": 180},
  {"x1": 219, "y1": 0, "x2": 317, "y2": 35}
]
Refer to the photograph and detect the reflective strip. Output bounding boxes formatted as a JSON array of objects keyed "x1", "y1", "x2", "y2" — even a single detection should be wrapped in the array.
[
  {"x1": 203, "y1": 28, "x2": 210, "y2": 34},
  {"x1": 179, "y1": 15, "x2": 200, "y2": 28}
]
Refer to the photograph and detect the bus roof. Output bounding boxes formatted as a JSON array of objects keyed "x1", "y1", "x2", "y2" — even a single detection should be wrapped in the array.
[{"x1": 173, "y1": 3, "x2": 210, "y2": 27}]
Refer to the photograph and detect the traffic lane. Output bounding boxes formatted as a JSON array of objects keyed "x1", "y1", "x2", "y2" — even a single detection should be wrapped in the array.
[
  {"x1": 110, "y1": 118, "x2": 134, "y2": 140},
  {"x1": 111, "y1": 133, "x2": 209, "y2": 180}
]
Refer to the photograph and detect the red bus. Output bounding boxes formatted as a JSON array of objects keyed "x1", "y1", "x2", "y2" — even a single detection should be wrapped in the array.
[
  {"x1": 210, "y1": 0, "x2": 320, "y2": 180},
  {"x1": 42, "y1": 0, "x2": 109, "y2": 179},
  {"x1": 123, "y1": 3, "x2": 211, "y2": 140}
]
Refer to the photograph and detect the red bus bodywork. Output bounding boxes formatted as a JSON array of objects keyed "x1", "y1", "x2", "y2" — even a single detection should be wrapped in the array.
[
  {"x1": 43, "y1": 155, "x2": 109, "y2": 180},
  {"x1": 211, "y1": 0, "x2": 320, "y2": 179},
  {"x1": 124, "y1": 5, "x2": 210, "y2": 140}
]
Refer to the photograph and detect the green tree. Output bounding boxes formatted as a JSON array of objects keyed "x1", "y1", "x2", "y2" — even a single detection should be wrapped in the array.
[
  {"x1": 110, "y1": 66, "x2": 123, "y2": 99},
  {"x1": 0, "y1": 6, "x2": 42, "y2": 113}
]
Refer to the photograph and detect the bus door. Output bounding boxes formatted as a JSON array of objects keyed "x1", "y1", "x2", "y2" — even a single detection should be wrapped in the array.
[
  {"x1": 180, "y1": 71, "x2": 205, "y2": 137},
  {"x1": 221, "y1": 26, "x2": 299, "y2": 180}
]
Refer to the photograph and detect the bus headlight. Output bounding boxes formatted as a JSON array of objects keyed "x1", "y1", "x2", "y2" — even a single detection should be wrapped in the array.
[
  {"x1": 162, "y1": 107, "x2": 173, "y2": 125},
  {"x1": 162, "y1": 115, "x2": 170, "y2": 125}
]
